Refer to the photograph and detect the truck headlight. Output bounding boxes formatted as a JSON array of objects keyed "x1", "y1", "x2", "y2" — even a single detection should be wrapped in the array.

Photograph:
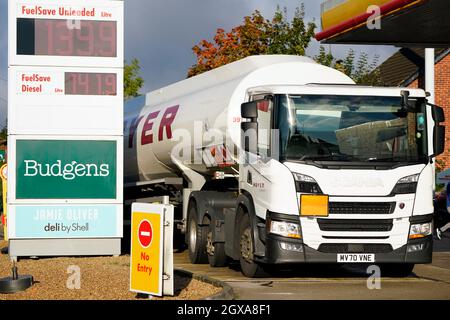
[
  {"x1": 269, "y1": 220, "x2": 301, "y2": 239},
  {"x1": 293, "y1": 173, "x2": 322, "y2": 194},
  {"x1": 409, "y1": 222, "x2": 432, "y2": 239},
  {"x1": 391, "y1": 174, "x2": 419, "y2": 195}
]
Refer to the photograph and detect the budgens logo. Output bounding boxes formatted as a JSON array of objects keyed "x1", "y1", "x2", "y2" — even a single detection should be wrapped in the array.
[
  {"x1": 23, "y1": 160, "x2": 110, "y2": 180},
  {"x1": 16, "y1": 140, "x2": 117, "y2": 199}
]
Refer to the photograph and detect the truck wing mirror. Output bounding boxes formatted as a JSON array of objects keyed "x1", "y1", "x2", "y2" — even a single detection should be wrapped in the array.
[
  {"x1": 241, "y1": 101, "x2": 258, "y2": 119},
  {"x1": 241, "y1": 99, "x2": 270, "y2": 119},
  {"x1": 434, "y1": 125, "x2": 445, "y2": 157},
  {"x1": 431, "y1": 103, "x2": 445, "y2": 123},
  {"x1": 428, "y1": 103, "x2": 446, "y2": 157}
]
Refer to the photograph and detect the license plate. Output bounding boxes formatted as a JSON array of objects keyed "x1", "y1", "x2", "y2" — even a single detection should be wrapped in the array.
[{"x1": 337, "y1": 253, "x2": 375, "y2": 263}]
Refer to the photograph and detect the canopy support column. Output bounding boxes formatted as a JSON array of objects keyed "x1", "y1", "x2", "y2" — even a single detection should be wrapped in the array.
[{"x1": 425, "y1": 48, "x2": 435, "y2": 104}]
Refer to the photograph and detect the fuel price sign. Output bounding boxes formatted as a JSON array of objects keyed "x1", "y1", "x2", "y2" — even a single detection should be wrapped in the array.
[
  {"x1": 17, "y1": 70, "x2": 117, "y2": 96},
  {"x1": 17, "y1": 19, "x2": 117, "y2": 57},
  {"x1": 9, "y1": 66, "x2": 123, "y2": 135},
  {"x1": 9, "y1": 0, "x2": 124, "y2": 67},
  {"x1": 7, "y1": 0, "x2": 124, "y2": 258}
]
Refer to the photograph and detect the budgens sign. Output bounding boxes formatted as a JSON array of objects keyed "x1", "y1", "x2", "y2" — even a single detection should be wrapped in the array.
[{"x1": 16, "y1": 140, "x2": 116, "y2": 199}]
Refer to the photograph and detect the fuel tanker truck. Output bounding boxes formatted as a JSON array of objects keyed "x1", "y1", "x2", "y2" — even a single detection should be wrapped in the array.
[{"x1": 124, "y1": 55, "x2": 445, "y2": 277}]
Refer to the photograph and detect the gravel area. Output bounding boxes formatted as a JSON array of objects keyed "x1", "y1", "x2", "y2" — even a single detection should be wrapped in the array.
[{"x1": 0, "y1": 240, "x2": 221, "y2": 300}]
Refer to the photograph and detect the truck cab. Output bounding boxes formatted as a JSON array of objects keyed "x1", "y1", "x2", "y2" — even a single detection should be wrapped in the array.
[{"x1": 235, "y1": 85, "x2": 444, "y2": 276}]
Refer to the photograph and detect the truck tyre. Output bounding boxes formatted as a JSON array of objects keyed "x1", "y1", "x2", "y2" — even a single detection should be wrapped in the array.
[
  {"x1": 187, "y1": 202, "x2": 208, "y2": 264},
  {"x1": 380, "y1": 263, "x2": 415, "y2": 277},
  {"x1": 238, "y1": 212, "x2": 267, "y2": 278},
  {"x1": 206, "y1": 226, "x2": 227, "y2": 267}
]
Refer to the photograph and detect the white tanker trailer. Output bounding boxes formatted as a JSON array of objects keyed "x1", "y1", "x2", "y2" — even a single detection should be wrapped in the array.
[{"x1": 124, "y1": 55, "x2": 445, "y2": 277}]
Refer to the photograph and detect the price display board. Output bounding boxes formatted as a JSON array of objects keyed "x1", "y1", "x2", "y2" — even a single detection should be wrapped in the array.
[
  {"x1": 9, "y1": 0, "x2": 123, "y2": 67},
  {"x1": 8, "y1": 66, "x2": 123, "y2": 135},
  {"x1": 8, "y1": 0, "x2": 124, "y2": 258},
  {"x1": 65, "y1": 72, "x2": 117, "y2": 96},
  {"x1": 17, "y1": 19, "x2": 117, "y2": 57}
]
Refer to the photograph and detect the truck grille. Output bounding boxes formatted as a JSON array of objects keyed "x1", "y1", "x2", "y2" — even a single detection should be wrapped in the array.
[
  {"x1": 318, "y1": 243, "x2": 393, "y2": 253},
  {"x1": 329, "y1": 202, "x2": 395, "y2": 215},
  {"x1": 317, "y1": 219, "x2": 393, "y2": 232}
]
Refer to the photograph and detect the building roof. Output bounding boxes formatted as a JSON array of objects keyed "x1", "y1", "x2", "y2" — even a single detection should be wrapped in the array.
[{"x1": 378, "y1": 48, "x2": 450, "y2": 87}]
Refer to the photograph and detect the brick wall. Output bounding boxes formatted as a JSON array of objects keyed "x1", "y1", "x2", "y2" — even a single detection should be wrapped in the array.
[
  {"x1": 408, "y1": 54, "x2": 450, "y2": 168},
  {"x1": 435, "y1": 54, "x2": 450, "y2": 167}
]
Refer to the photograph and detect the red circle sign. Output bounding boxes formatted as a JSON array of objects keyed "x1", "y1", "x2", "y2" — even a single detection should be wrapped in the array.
[{"x1": 138, "y1": 220, "x2": 153, "y2": 248}]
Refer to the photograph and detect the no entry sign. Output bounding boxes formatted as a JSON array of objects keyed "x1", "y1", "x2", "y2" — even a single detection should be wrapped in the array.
[
  {"x1": 130, "y1": 203, "x2": 164, "y2": 296},
  {"x1": 138, "y1": 220, "x2": 153, "y2": 248}
]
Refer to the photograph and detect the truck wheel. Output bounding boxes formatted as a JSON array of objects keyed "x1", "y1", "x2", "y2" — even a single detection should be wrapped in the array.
[
  {"x1": 238, "y1": 213, "x2": 267, "y2": 278},
  {"x1": 187, "y1": 203, "x2": 208, "y2": 264},
  {"x1": 206, "y1": 227, "x2": 227, "y2": 267},
  {"x1": 381, "y1": 263, "x2": 415, "y2": 277}
]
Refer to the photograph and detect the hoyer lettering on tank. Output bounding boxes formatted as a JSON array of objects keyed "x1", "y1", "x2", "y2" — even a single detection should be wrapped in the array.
[{"x1": 127, "y1": 105, "x2": 179, "y2": 148}]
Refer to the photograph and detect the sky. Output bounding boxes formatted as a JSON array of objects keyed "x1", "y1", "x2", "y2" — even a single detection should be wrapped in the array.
[{"x1": 0, "y1": 0, "x2": 399, "y2": 128}]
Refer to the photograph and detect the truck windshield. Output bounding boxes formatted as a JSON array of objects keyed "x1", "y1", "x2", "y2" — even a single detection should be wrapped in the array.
[{"x1": 277, "y1": 95, "x2": 428, "y2": 164}]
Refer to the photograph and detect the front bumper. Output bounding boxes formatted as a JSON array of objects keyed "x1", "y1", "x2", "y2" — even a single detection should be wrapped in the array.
[
  {"x1": 259, "y1": 212, "x2": 433, "y2": 265},
  {"x1": 262, "y1": 234, "x2": 433, "y2": 264}
]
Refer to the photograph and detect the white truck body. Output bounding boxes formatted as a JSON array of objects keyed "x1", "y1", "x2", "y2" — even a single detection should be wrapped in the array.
[{"x1": 124, "y1": 55, "x2": 444, "y2": 277}]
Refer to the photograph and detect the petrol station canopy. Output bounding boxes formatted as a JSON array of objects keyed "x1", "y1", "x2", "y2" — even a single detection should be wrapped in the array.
[{"x1": 315, "y1": 0, "x2": 450, "y2": 47}]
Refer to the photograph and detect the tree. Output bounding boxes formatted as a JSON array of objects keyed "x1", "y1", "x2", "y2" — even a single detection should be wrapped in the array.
[
  {"x1": 314, "y1": 46, "x2": 334, "y2": 68},
  {"x1": 0, "y1": 125, "x2": 6, "y2": 144},
  {"x1": 188, "y1": 5, "x2": 382, "y2": 85},
  {"x1": 188, "y1": 6, "x2": 316, "y2": 77},
  {"x1": 124, "y1": 58, "x2": 144, "y2": 100},
  {"x1": 314, "y1": 47, "x2": 382, "y2": 85}
]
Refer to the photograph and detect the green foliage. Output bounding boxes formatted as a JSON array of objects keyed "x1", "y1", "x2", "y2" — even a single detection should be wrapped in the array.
[
  {"x1": 436, "y1": 158, "x2": 447, "y2": 192},
  {"x1": 124, "y1": 58, "x2": 144, "y2": 100},
  {"x1": 266, "y1": 5, "x2": 316, "y2": 56},
  {"x1": 0, "y1": 125, "x2": 6, "y2": 145},
  {"x1": 314, "y1": 47, "x2": 382, "y2": 85},
  {"x1": 436, "y1": 158, "x2": 446, "y2": 174},
  {"x1": 314, "y1": 46, "x2": 334, "y2": 67}
]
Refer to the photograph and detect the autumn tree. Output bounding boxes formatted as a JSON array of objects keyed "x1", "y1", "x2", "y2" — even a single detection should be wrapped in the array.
[
  {"x1": 188, "y1": 6, "x2": 316, "y2": 77},
  {"x1": 124, "y1": 58, "x2": 144, "y2": 100},
  {"x1": 188, "y1": 6, "x2": 382, "y2": 85}
]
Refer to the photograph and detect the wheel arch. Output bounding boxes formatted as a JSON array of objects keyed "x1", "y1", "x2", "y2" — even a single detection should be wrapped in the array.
[{"x1": 234, "y1": 190, "x2": 266, "y2": 260}]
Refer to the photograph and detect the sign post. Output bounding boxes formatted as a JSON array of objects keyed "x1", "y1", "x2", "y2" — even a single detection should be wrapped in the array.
[
  {"x1": 1, "y1": 164, "x2": 7, "y2": 241},
  {"x1": 130, "y1": 203, "x2": 174, "y2": 297},
  {"x1": 7, "y1": 0, "x2": 124, "y2": 259}
]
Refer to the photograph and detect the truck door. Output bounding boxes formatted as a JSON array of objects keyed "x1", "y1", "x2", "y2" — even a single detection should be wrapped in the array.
[{"x1": 241, "y1": 97, "x2": 274, "y2": 218}]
